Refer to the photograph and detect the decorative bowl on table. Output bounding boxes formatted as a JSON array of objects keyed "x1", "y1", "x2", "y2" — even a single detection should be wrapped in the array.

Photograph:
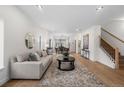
[{"x1": 63, "y1": 51, "x2": 69, "y2": 60}]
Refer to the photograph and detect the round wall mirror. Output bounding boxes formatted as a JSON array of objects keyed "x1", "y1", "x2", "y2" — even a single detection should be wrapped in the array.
[{"x1": 25, "y1": 32, "x2": 35, "y2": 49}]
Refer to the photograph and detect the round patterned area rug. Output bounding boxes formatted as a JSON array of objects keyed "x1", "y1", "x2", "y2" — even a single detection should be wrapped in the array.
[{"x1": 36, "y1": 56, "x2": 106, "y2": 87}]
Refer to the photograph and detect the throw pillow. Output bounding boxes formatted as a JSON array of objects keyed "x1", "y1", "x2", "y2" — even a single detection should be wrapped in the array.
[
  {"x1": 16, "y1": 55, "x2": 25, "y2": 62},
  {"x1": 29, "y1": 52, "x2": 41, "y2": 61},
  {"x1": 42, "y1": 50, "x2": 47, "y2": 57},
  {"x1": 36, "y1": 51, "x2": 43, "y2": 57}
]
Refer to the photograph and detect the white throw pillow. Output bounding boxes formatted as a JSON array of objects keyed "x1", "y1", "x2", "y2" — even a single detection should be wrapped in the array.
[
  {"x1": 16, "y1": 55, "x2": 24, "y2": 62},
  {"x1": 42, "y1": 51, "x2": 47, "y2": 57}
]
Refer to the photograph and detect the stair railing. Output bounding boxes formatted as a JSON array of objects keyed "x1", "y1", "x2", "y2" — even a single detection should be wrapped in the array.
[
  {"x1": 100, "y1": 37, "x2": 119, "y2": 69},
  {"x1": 100, "y1": 28, "x2": 122, "y2": 69},
  {"x1": 101, "y1": 28, "x2": 124, "y2": 43}
]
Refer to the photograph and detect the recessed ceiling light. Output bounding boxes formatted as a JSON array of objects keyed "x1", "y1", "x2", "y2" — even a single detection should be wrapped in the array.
[
  {"x1": 96, "y1": 6, "x2": 103, "y2": 12},
  {"x1": 76, "y1": 28, "x2": 81, "y2": 32},
  {"x1": 76, "y1": 28, "x2": 79, "y2": 31},
  {"x1": 36, "y1": 5, "x2": 44, "y2": 10}
]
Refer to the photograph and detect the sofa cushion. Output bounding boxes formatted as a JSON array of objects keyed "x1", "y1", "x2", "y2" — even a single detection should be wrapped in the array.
[
  {"x1": 40, "y1": 55, "x2": 52, "y2": 67},
  {"x1": 29, "y1": 52, "x2": 41, "y2": 61},
  {"x1": 40, "y1": 57, "x2": 49, "y2": 66}
]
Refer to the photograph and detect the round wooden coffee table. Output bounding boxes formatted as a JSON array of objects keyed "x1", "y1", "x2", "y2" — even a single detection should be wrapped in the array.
[{"x1": 57, "y1": 56, "x2": 75, "y2": 71}]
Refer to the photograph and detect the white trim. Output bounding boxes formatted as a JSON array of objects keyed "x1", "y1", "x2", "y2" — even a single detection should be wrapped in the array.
[{"x1": 0, "y1": 20, "x2": 4, "y2": 70}]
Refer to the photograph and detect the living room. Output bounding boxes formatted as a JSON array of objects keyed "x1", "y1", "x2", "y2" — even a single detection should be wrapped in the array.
[{"x1": 0, "y1": 3, "x2": 124, "y2": 89}]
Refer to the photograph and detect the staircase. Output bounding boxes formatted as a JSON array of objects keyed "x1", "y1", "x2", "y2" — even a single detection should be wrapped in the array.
[
  {"x1": 119, "y1": 56, "x2": 124, "y2": 69},
  {"x1": 101, "y1": 28, "x2": 124, "y2": 69}
]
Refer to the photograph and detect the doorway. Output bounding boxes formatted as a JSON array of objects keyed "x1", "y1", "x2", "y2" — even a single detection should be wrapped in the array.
[{"x1": 78, "y1": 40, "x2": 81, "y2": 54}]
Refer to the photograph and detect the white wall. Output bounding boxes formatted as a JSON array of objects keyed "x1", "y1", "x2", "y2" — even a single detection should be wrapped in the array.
[
  {"x1": 0, "y1": 20, "x2": 4, "y2": 85},
  {"x1": 80, "y1": 26, "x2": 96, "y2": 61},
  {"x1": 77, "y1": 25, "x2": 115, "y2": 68},
  {"x1": 0, "y1": 6, "x2": 49, "y2": 85},
  {"x1": 0, "y1": 20, "x2": 4, "y2": 69},
  {"x1": 102, "y1": 20, "x2": 124, "y2": 55},
  {"x1": 32, "y1": 27, "x2": 50, "y2": 50}
]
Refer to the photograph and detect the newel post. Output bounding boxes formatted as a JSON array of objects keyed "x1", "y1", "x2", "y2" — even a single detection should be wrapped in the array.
[{"x1": 115, "y1": 48, "x2": 119, "y2": 69}]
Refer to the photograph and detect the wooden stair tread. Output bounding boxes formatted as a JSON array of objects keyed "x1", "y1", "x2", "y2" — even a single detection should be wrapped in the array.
[
  {"x1": 120, "y1": 63, "x2": 124, "y2": 65},
  {"x1": 119, "y1": 55, "x2": 124, "y2": 69},
  {"x1": 119, "y1": 67, "x2": 124, "y2": 70},
  {"x1": 120, "y1": 58, "x2": 124, "y2": 60},
  {"x1": 120, "y1": 55, "x2": 124, "y2": 59},
  {"x1": 119, "y1": 63, "x2": 124, "y2": 67},
  {"x1": 120, "y1": 60, "x2": 124, "y2": 62}
]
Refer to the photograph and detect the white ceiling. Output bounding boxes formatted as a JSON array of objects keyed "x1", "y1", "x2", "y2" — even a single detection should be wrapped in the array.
[{"x1": 17, "y1": 5, "x2": 124, "y2": 33}]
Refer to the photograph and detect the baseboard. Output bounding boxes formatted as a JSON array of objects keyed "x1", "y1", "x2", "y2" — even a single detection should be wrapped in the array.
[{"x1": 0, "y1": 77, "x2": 9, "y2": 86}]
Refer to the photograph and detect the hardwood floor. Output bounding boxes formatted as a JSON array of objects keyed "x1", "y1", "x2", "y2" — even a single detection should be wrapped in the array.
[
  {"x1": 74, "y1": 54, "x2": 124, "y2": 87},
  {"x1": 2, "y1": 54, "x2": 124, "y2": 87},
  {"x1": 2, "y1": 80, "x2": 40, "y2": 87}
]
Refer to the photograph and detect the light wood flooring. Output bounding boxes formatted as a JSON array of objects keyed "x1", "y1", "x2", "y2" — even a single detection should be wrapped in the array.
[{"x1": 2, "y1": 54, "x2": 124, "y2": 87}]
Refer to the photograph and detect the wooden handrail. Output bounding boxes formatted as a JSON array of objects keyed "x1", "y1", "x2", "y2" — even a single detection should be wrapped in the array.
[
  {"x1": 101, "y1": 28, "x2": 124, "y2": 44},
  {"x1": 100, "y1": 37, "x2": 115, "y2": 49}
]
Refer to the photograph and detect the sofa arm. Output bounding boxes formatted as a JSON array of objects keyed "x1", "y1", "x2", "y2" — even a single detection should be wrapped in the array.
[{"x1": 10, "y1": 61, "x2": 43, "y2": 79}]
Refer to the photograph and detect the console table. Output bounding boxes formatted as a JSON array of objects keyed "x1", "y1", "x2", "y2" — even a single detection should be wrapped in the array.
[{"x1": 81, "y1": 49, "x2": 90, "y2": 59}]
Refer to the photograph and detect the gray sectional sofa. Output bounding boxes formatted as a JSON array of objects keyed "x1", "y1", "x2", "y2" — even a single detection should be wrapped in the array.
[{"x1": 10, "y1": 52, "x2": 53, "y2": 79}]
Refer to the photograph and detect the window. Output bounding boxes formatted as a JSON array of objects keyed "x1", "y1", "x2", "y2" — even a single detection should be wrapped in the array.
[{"x1": 0, "y1": 20, "x2": 4, "y2": 69}]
